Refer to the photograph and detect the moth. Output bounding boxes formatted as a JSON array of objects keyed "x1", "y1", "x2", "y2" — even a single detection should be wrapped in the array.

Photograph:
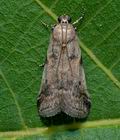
[{"x1": 37, "y1": 15, "x2": 91, "y2": 118}]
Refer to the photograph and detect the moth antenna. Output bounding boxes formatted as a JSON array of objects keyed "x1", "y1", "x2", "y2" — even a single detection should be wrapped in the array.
[
  {"x1": 73, "y1": 12, "x2": 85, "y2": 25},
  {"x1": 40, "y1": 20, "x2": 50, "y2": 28}
]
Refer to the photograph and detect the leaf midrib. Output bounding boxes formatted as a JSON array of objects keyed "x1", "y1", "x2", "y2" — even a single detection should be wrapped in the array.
[{"x1": 0, "y1": 118, "x2": 120, "y2": 138}]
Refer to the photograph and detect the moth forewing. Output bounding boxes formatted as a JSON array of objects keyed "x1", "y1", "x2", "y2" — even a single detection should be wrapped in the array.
[
  {"x1": 37, "y1": 38, "x2": 61, "y2": 117},
  {"x1": 37, "y1": 15, "x2": 91, "y2": 118}
]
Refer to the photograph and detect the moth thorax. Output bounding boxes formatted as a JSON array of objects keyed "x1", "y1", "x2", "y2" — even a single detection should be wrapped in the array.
[{"x1": 62, "y1": 43, "x2": 66, "y2": 48}]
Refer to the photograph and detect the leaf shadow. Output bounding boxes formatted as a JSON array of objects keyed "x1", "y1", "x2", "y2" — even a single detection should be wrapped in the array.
[{"x1": 40, "y1": 112, "x2": 89, "y2": 130}]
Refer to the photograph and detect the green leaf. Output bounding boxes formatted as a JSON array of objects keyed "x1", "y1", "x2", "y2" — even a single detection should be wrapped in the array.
[
  {"x1": 12, "y1": 127, "x2": 120, "y2": 140},
  {"x1": 0, "y1": 0, "x2": 120, "y2": 139}
]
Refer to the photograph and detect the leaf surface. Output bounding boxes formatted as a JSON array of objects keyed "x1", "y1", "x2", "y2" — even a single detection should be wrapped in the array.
[{"x1": 0, "y1": 0, "x2": 120, "y2": 139}]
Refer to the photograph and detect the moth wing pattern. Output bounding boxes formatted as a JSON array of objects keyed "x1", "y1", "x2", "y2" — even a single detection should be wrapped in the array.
[
  {"x1": 37, "y1": 38, "x2": 61, "y2": 117},
  {"x1": 59, "y1": 37, "x2": 91, "y2": 118},
  {"x1": 37, "y1": 15, "x2": 91, "y2": 118}
]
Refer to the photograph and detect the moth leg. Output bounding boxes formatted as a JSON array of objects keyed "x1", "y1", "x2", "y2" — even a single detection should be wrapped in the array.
[
  {"x1": 40, "y1": 20, "x2": 50, "y2": 29},
  {"x1": 39, "y1": 57, "x2": 47, "y2": 67},
  {"x1": 39, "y1": 63, "x2": 44, "y2": 67},
  {"x1": 41, "y1": 20, "x2": 56, "y2": 31}
]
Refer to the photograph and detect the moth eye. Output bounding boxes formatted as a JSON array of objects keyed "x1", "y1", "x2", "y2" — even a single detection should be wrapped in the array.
[
  {"x1": 58, "y1": 16, "x2": 61, "y2": 23},
  {"x1": 68, "y1": 16, "x2": 72, "y2": 23},
  {"x1": 62, "y1": 21, "x2": 67, "y2": 24},
  {"x1": 79, "y1": 81, "x2": 81, "y2": 85},
  {"x1": 51, "y1": 26, "x2": 54, "y2": 31}
]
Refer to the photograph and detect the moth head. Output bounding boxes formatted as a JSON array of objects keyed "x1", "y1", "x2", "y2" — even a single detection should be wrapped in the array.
[{"x1": 58, "y1": 15, "x2": 72, "y2": 24}]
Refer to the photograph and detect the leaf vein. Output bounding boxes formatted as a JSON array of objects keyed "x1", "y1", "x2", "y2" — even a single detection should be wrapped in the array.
[
  {"x1": 110, "y1": 58, "x2": 120, "y2": 70},
  {"x1": 1, "y1": 0, "x2": 59, "y2": 65},
  {"x1": 0, "y1": 118, "x2": 120, "y2": 138},
  {"x1": 79, "y1": 40, "x2": 120, "y2": 89},
  {"x1": 95, "y1": 22, "x2": 120, "y2": 48},
  {"x1": 34, "y1": 0, "x2": 57, "y2": 21},
  {"x1": 80, "y1": 0, "x2": 113, "y2": 31},
  {"x1": 0, "y1": 70, "x2": 27, "y2": 129}
]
